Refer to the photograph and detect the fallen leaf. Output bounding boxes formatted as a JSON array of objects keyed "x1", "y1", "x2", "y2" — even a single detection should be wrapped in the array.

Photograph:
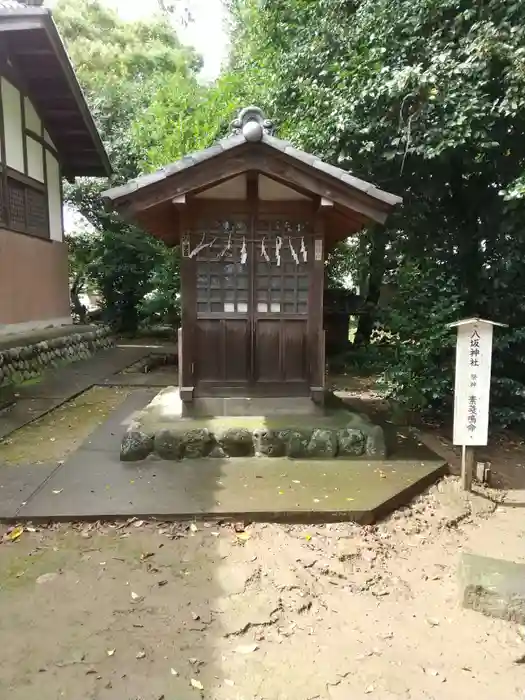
[
  {"x1": 170, "y1": 668, "x2": 179, "y2": 676},
  {"x1": 131, "y1": 592, "x2": 144, "y2": 602},
  {"x1": 36, "y1": 572, "x2": 58, "y2": 584},
  {"x1": 140, "y1": 552, "x2": 155, "y2": 561},
  {"x1": 134, "y1": 520, "x2": 145, "y2": 528},
  {"x1": 236, "y1": 532, "x2": 251, "y2": 542},
  {"x1": 234, "y1": 522, "x2": 245, "y2": 533},
  {"x1": 313, "y1": 498, "x2": 320, "y2": 503},
  {"x1": 426, "y1": 668, "x2": 439, "y2": 677},
  {"x1": 346, "y1": 497, "x2": 355, "y2": 502},
  {"x1": 292, "y1": 480, "x2": 301, "y2": 484},
  {"x1": 427, "y1": 617, "x2": 440, "y2": 627},
  {"x1": 305, "y1": 534, "x2": 312, "y2": 541},
  {"x1": 190, "y1": 523, "x2": 198, "y2": 533},
  {"x1": 211, "y1": 532, "x2": 220, "y2": 537},
  {"x1": 52, "y1": 489, "x2": 63, "y2": 495},
  {"x1": 190, "y1": 679, "x2": 204, "y2": 690},
  {"x1": 224, "y1": 679, "x2": 235, "y2": 687},
  {"x1": 191, "y1": 612, "x2": 200, "y2": 621},
  {"x1": 158, "y1": 580, "x2": 168, "y2": 587},
  {"x1": 106, "y1": 649, "x2": 116, "y2": 657},
  {"x1": 5, "y1": 526, "x2": 24, "y2": 542},
  {"x1": 136, "y1": 651, "x2": 146, "y2": 659},
  {"x1": 365, "y1": 685, "x2": 374, "y2": 694},
  {"x1": 235, "y1": 643, "x2": 259, "y2": 654}
]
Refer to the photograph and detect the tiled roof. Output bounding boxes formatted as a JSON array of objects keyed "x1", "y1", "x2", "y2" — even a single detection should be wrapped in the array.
[
  {"x1": 0, "y1": 1, "x2": 46, "y2": 11},
  {"x1": 103, "y1": 112, "x2": 402, "y2": 208}
]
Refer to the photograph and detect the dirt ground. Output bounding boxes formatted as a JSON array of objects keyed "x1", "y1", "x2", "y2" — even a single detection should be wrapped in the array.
[{"x1": 1, "y1": 479, "x2": 524, "y2": 700}]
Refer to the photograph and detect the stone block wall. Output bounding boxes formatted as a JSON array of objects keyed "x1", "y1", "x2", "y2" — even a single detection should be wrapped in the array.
[{"x1": 0, "y1": 327, "x2": 113, "y2": 386}]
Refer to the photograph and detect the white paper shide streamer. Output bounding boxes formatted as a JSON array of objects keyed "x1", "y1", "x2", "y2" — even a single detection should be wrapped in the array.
[
  {"x1": 289, "y1": 237, "x2": 299, "y2": 265},
  {"x1": 240, "y1": 236, "x2": 248, "y2": 265},
  {"x1": 260, "y1": 237, "x2": 270, "y2": 262},
  {"x1": 300, "y1": 237, "x2": 307, "y2": 263},
  {"x1": 275, "y1": 236, "x2": 283, "y2": 266}
]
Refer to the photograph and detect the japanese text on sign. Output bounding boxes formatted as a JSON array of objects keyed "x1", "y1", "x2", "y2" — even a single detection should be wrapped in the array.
[{"x1": 452, "y1": 322, "x2": 493, "y2": 446}]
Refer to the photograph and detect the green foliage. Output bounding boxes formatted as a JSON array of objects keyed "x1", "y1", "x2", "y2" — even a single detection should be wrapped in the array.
[
  {"x1": 53, "y1": 0, "x2": 202, "y2": 332},
  {"x1": 228, "y1": 0, "x2": 525, "y2": 425},
  {"x1": 377, "y1": 260, "x2": 464, "y2": 415}
]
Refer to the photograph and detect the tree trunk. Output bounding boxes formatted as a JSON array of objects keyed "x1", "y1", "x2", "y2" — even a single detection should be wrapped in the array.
[{"x1": 354, "y1": 230, "x2": 387, "y2": 346}]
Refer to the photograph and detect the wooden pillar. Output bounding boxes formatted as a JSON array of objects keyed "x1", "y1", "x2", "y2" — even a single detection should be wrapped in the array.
[
  {"x1": 309, "y1": 206, "x2": 326, "y2": 403},
  {"x1": 175, "y1": 198, "x2": 195, "y2": 401}
]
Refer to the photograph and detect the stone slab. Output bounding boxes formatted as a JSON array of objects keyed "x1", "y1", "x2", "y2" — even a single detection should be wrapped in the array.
[
  {"x1": 0, "y1": 463, "x2": 59, "y2": 518},
  {"x1": 0, "y1": 346, "x2": 153, "y2": 441},
  {"x1": 14, "y1": 452, "x2": 446, "y2": 524},
  {"x1": 461, "y1": 553, "x2": 525, "y2": 624},
  {"x1": 79, "y1": 389, "x2": 158, "y2": 452},
  {"x1": 0, "y1": 398, "x2": 64, "y2": 440},
  {"x1": 101, "y1": 374, "x2": 176, "y2": 388},
  {"x1": 189, "y1": 396, "x2": 323, "y2": 417}
]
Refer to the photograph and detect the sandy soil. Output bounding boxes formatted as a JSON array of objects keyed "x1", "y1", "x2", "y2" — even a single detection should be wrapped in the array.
[{"x1": 1, "y1": 479, "x2": 524, "y2": 700}]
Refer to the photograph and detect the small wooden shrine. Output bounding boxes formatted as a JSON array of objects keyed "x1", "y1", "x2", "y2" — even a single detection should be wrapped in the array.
[{"x1": 103, "y1": 107, "x2": 401, "y2": 405}]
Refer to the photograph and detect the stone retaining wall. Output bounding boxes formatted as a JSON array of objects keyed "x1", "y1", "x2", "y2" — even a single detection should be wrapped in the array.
[
  {"x1": 121, "y1": 423, "x2": 387, "y2": 462},
  {"x1": 0, "y1": 327, "x2": 113, "y2": 386}
]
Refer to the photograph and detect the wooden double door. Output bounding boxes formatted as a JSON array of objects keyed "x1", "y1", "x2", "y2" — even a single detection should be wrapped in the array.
[{"x1": 190, "y1": 213, "x2": 313, "y2": 396}]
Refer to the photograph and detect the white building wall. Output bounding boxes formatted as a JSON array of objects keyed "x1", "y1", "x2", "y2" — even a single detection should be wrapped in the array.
[
  {"x1": 46, "y1": 152, "x2": 63, "y2": 242},
  {"x1": 27, "y1": 136, "x2": 44, "y2": 182},
  {"x1": 1, "y1": 78, "x2": 24, "y2": 172},
  {"x1": 24, "y1": 96, "x2": 41, "y2": 134}
]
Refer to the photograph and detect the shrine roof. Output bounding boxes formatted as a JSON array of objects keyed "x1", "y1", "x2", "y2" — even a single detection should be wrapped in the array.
[{"x1": 103, "y1": 127, "x2": 401, "y2": 208}]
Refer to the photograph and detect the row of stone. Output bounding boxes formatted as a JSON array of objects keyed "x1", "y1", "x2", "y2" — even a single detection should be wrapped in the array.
[
  {"x1": 121, "y1": 425, "x2": 387, "y2": 462},
  {"x1": 0, "y1": 327, "x2": 113, "y2": 385}
]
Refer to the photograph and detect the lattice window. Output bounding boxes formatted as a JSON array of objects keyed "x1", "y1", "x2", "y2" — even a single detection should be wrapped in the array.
[
  {"x1": 26, "y1": 187, "x2": 48, "y2": 238},
  {"x1": 7, "y1": 178, "x2": 26, "y2": 231},
  {"x1": 3, "y1": 175, "x2": 49, "y2": 239},
  {"x1": 255, "y1": 218, "x2": 311, "y2": 314},
  {"x1": 194, "y1": 218, "x2": 250, "y2": 314}
]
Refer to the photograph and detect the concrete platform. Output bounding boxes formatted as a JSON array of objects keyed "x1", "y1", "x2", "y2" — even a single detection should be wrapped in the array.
[
  {"x1": 188, "y1": 396, "x2": 323, "y2": 417},
  {"x1": 0, "y1": 390, "x2": 447, "y2": 524},
  {"x1": 14, "y1": 453, "x2": 445, "y2": 524}
]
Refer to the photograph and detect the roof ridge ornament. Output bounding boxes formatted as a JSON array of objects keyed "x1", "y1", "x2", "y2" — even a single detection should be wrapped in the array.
[{"x1": 230, "y1": 106, "x2": 275, "y2": 142}]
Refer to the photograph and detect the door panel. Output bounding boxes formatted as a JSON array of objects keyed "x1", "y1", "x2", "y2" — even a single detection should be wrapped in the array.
[
  {"x1": 191, "y1": 213, "x2": 313, "y2": 395},
  {"x1": 282, "y1": 319, "x2": 308, "y2": 381},
  {"x1": 254, "y1": 319, "x2": 281, "y2": 381},
  {"x1": 195, "y1": 318, "x2": 250, "y2": 383}
]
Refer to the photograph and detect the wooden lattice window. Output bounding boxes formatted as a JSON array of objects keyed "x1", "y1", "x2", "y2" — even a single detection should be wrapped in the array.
[
  {"x1": 26, "y1": 187, "x2": 48, "y2": 238},
  {"x1": 255, "y1": 218, "x2": 311, "y2": 314},
  {"x1": 7, "y1": 178, "x2": 26, "y2": 231},
  {"x1": 2, "y1": 174, "x2": 49, "y2": 239},
  {"x1": 194, "y1": 218, "x2": 250, "y2": 314}
]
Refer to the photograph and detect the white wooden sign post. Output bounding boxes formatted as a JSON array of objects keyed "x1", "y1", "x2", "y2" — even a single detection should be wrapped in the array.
[{"x1": 448, "y1": 317, "x2": 507, "y2": 490}]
